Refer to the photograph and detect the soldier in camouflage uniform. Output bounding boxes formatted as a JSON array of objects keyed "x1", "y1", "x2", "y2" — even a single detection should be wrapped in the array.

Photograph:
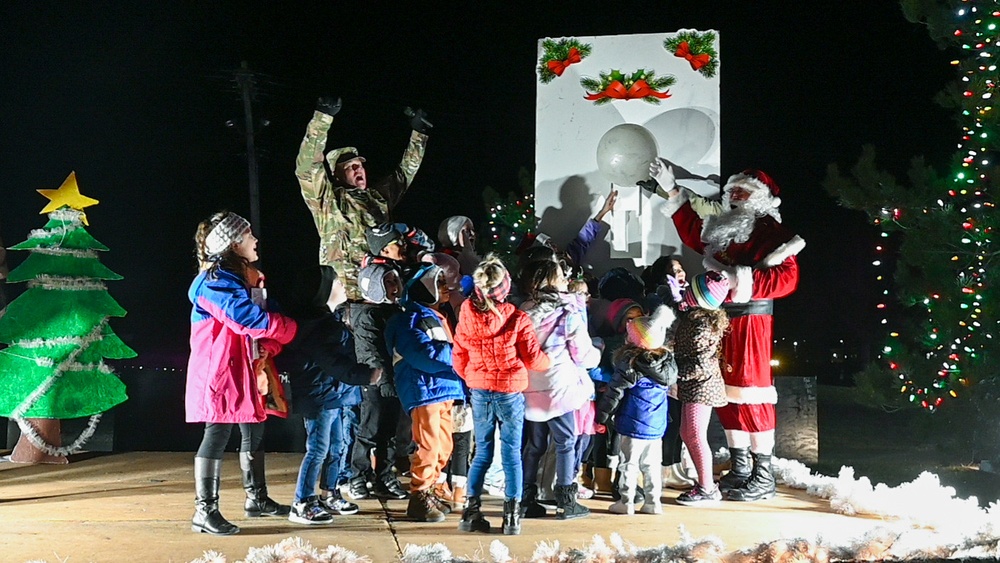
[{"x1": 295, "y1": 96, "x2": 431, "y2": 301}]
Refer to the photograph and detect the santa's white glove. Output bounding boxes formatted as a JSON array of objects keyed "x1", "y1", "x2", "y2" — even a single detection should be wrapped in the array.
[{"x1": 649, "y1": 159, "x2": 677, "y2": 193}]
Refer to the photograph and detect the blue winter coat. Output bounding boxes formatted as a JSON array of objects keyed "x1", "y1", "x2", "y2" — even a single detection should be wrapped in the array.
[
  {"x1": 276, "y1": 311, "x2": 369, "y2": 416},
  {"x1": 596, "y1": 346, "x2": 677, "y2": 440},
  {"x1": 384, "y1": 303, "x2": 464, "y2": 413}
]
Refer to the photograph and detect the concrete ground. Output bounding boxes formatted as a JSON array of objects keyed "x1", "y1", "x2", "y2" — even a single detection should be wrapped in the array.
[{"x1": 0, "y1": 450, "x2": 900, "y2": 562}]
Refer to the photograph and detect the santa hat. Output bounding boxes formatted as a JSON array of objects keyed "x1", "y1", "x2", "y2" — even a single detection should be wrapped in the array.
[
  {"x1": 682, "y1": 271, "x2": 730, "y2": 311},
  {"x1": 626, "y1": 305, "x2": 677, "y2": 350},
  {"x1": 724, "y1": 169, "x2": 782, "y2": 208}
]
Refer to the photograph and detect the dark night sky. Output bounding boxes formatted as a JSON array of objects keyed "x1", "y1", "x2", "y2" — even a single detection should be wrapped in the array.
[{"x1": 0, "y1": 2, "x2": 954, "y2": 365}]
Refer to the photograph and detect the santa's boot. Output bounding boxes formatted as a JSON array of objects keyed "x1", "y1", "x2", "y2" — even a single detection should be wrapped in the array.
[
  {"x1": 240, "y1": 451, "x2": 291, "y2": 517},
  {"x1": 725, "y1": 452, "x2": 776, "y2": 502},
  {"x1": 718, "y1": 447, "x2": 752, "y2": 493},
  {"x1": 191, "y1": 457, "x2": 240, "y2": 535}
]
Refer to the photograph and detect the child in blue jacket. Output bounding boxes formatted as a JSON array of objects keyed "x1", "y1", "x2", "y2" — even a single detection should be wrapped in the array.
[
  {"x1": 596, "y1": 305, "x2": 678, "y2": 515},
  {"x1": 385, "y1": 264, "x2": 465, "y2": 522},
  {"x1": 277, "y1": 265, "x2": 377, "y2": 524}
]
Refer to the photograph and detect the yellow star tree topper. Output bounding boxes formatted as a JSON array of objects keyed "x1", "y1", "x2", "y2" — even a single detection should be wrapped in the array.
[{"x1": 37, "y1": 171, "x2": 99, "y2": 225}]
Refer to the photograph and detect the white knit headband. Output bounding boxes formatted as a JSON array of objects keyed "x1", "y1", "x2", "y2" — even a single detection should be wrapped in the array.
[{"x1": 205, "y1": 213, "x2": 251, "y2": 256}]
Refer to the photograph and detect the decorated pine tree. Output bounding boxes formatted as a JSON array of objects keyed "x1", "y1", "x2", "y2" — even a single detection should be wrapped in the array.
[
  {"x1": 825, "y1": 1, "x2": 1000, "y2": 458},
  {"x1": 481, "y1": 167, "x2": 537, "y2": 269},
  {"x1": 0, "y1": 172, "x2": 135, "y2": 462}
]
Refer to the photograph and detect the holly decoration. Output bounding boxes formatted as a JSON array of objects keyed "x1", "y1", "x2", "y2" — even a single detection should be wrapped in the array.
[
  {"x1": 581, "y1": 69, "x2": 675, "y2": 105},
  {"x1": 537, "y1": 38, "x2": 593, "y2": 84},
  {"x1": 664, "y1": 31, "x2": 719, "y2": 78},
  {"x1": 0, "y1": 172, "x2": 135, "y2": 456}
]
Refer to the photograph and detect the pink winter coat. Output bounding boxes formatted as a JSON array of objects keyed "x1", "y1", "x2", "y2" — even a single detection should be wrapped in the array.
[
  {"x1": 185, "y1": 268, "x2": 297, "y2": 423},
  {"x1": 520, "y1": 292, "x2": 602, "y2": 422}
]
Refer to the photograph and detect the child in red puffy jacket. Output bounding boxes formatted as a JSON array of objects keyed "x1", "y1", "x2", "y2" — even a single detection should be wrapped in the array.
[{"x1": 452, "y1": 255, "x2": 550, "y2": 536}]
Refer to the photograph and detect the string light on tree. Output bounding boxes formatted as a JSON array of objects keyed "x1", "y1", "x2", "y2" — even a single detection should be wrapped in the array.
[
  {"x1": 484, "y1": 192, "x2": 536, "y2": 269},
  {"x1": 826, "y1": 0, "x2": 1000, "y2": 412}
]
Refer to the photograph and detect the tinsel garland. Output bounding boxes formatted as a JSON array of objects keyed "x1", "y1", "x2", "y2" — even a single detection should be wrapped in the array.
[{"x1": 8, "y1": 319, "x2": 109, "y2": 456}]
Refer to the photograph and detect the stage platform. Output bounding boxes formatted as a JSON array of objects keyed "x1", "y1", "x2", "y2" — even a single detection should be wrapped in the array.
[{"x1": 0, "y1": 450, "x2": 910, "y2": 562}]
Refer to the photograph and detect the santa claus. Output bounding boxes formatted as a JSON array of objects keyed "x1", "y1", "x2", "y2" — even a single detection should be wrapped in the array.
[{"x1": 651, "y1": 160, "x2": 805, "y2": 502}]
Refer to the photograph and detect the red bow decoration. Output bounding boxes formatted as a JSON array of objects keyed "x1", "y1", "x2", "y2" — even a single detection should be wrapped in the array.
[
  {"x1": 546, "y1": 47, "x2": 582, "y2": 76},
  {"x1": 674, "y1": 41, "x2": 712, "y2": 71},
  {"x1": 584, "y1": 79, "x2": 671, "y2": 101}
]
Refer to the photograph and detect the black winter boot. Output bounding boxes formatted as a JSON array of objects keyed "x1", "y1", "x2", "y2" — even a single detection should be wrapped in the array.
[
  {"x1": 725, "y1": 452, "x2": 776, "y2": 502},
  {"x1": 718, "y1": 447, "x2": 752, "y2": 493},
  {"x1": 520, "y1": 483, "x2": 547, "y2": 518},
  {"x1": 406, "y1": 489, "x2": 446, "y2": 522},
  {"x1": 240, "y1": 451, "x2": 291, "y2": 517},
  {"x1": 192, "y1": 457, "x2": 240, "y2": 535},
  {"x1": 554, "y1": 483, "x2": 589, "y2": 520},
  {"x1": 502, "y1": 498, "x2": 521, "y2": 535},
  {"x1": 457, "y1": 495, "x2": 491, "y2": 533}
]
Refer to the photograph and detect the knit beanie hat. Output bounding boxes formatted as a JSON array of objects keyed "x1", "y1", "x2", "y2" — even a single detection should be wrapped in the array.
[
  {"x1": 438, "y1": 215, "x2": 473, "y2": 248},
  {"x1": 420, "y1": 252, "x2": 460, "y2": 287},
  {"x1": 205, "y1": 212, "x2": 251, "y2": 257},
  {"x1": 683, "y1": 270, "x2": 730, "y2": 310},
  {"x1": 292, "y1": 264, "x2": 338, "y2": 317},
  {"x1": 366, "y1": 223, "x2": 403, "y2": 256},
  {"x1": 606, "y1": 298, "x2": 643, "y2": 333},
  {"x1": 598, "y1": 267, "x2": 645, "y2": 301},
  {"x1": 404, "y1": 264, "x2": 443, "y2": 306},
  {"x1": 401, "y1": 224, "x2": 435, "y2": 253},
  {"x1": 626, "y1": 305, "x2": 677, "y2": 350},
  {"x1": 358, "y1": 262, "x2": 396, "y2": 304}
]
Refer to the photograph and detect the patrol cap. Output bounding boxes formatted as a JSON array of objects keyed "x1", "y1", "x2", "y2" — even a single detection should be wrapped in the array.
[{"x1": 335, "y1": 150, "x2": 366, "y2": 165}]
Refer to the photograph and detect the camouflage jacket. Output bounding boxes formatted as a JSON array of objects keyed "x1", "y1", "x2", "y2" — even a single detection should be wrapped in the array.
[{"x1": 295, "y1": 111, "x2": 428, "y2": 300}]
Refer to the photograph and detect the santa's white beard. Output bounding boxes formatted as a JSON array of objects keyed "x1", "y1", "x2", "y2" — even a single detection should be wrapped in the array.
[{"x1": 702, "y1": 206, "x2": 758, "y2": 255}]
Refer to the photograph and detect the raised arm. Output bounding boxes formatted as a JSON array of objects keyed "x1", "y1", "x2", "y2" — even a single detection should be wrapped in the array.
[
  {"x1": 375, "y1": 108, "x2": 431, "y2": 210},
  {"x1": 295, "y1": 97, "x2": 341, "y2": 202}
]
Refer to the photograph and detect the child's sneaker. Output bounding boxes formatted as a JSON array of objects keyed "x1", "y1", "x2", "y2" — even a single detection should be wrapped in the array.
[
  {"x1": 608, "y1": 500, "x2": 636, "y2": 515},
  {"x1": 676, "y1": 484, "x2": 722, "y2": 507},
  {"x1": 288, "y1": 498, "x2": 334, "y2": 525},
  {"x1": 321, "y1": 491, "x2": 360, "y2": 515},
  {"x1": 576, "y1": 485, "x2": 595, "y2": 500},
  {"x1": 347, "y1": 476, "x2": 370, "y2": 500}
]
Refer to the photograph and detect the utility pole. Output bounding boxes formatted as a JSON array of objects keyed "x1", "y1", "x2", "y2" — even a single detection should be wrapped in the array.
[{"x1": 234, "y1": 61, "x2": 261, "y2": 239}]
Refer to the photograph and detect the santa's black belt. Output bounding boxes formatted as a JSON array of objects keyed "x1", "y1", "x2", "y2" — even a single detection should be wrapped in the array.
[{"x1": 722, "y1": 300, "x2": 773, "y2": 317}]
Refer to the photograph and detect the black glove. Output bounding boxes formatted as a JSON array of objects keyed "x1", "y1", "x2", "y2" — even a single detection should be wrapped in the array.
[
  {"x1": 378, "y1": 381, "x2": 398, "y2": 398},
  {"x1": 316, "y1": 96, "x2": 342, "y2": 117},
  {"x1": 405, "y1": 107, "x2": 433, "y2": 134},
  {"x1": 637, "y1": 178, "x2": 658, "y2": 193},
  {"x1": 595, "y1": 410, "x2": 609, "y2": 425}
]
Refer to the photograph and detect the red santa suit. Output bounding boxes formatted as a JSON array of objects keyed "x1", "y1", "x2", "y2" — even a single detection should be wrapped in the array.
[{"x1": 664, "y1": 170, "x2": 805, "y2": 436}]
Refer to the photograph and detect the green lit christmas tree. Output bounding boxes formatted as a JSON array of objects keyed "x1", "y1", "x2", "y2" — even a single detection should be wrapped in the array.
[
  {"x1": 481, "y1": 167, "x2": 537, "y2": 269},
  {"x1": 0, "y1": 172, "x2": 135, "y2": 462},
  {"x1": 825, "y1": 1, "x2": 999, "y2": 416}
]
